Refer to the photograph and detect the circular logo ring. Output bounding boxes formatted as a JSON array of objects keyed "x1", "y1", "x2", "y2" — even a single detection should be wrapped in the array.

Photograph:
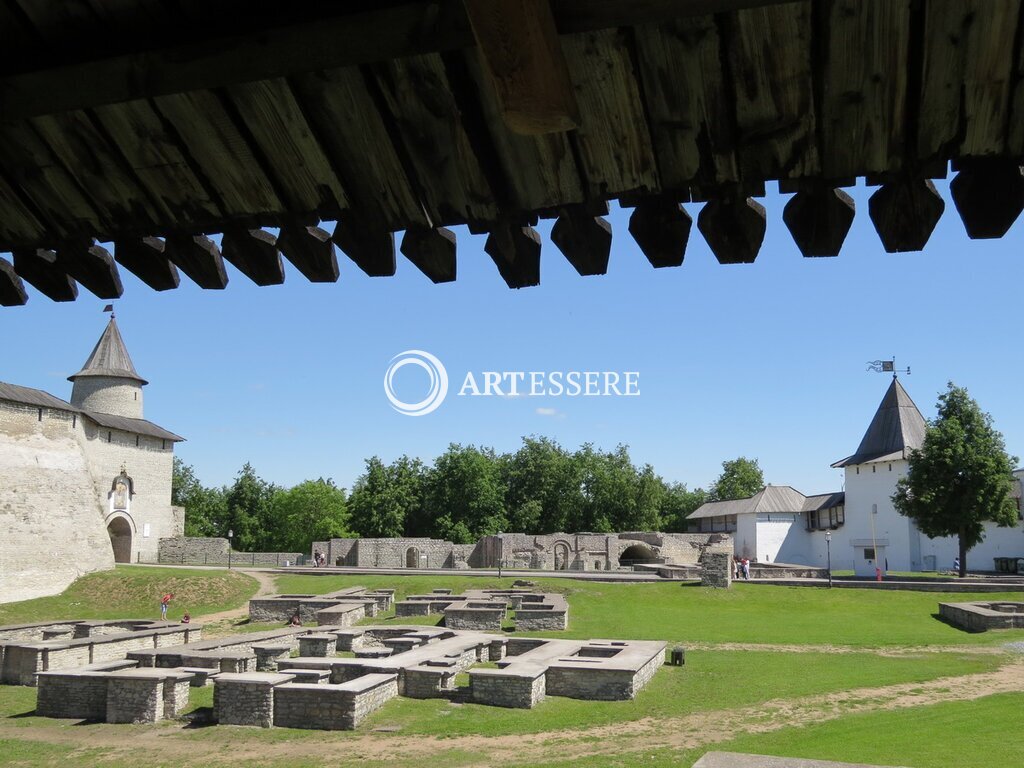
[{"x1": 384, "y1": 350, "x2": 449, "y2": 416}]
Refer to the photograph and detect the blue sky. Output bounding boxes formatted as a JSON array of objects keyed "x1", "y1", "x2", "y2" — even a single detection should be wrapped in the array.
[{"x1": 4, "y1": 177, "x2": 1022, "y2": 495}]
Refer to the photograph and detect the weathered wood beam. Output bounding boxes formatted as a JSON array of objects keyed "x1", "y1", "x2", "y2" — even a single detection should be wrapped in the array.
[
  {"x1": 332, "y1": 220, "x2": 396, "y2": 277},
  {"x1": 55, "y1": 240, "x2": 123, "y2": 299},
  {"x1": 550, "y1": 207, "x2": 611, "y2": 276},
  {"x1": 950, "y1": 159, "x2": 1024, "y2": 240},
  {"x1": 485, "y1": 222, "x2": 542, "y2": 288},
  {"x1": 12, "y1": 248, "x2": 78, "y2": 302},
  {"x1": 0, "y1": 257, "x2": 28, "y2": 306},
  {"x1": 697, "y1": 195, "x2": 767, "y2": 264},
  {"x1": 627, "y1": 197, "x2": 692, "y2": 268},
  {"x1": 400, "y1": 225, "x2": 458, "y2": 284},
  {"x1": 0, "y1": 1, "x2": 804, "y2": 121},
  {"x1": 463, "y1": 0, "x2": 580, "y2": 135},
  {"x1": 220, "y1": 228, "x2": 285, "y2": 286},
  {"x1": 782, "y1": 187, "x2": 856, "y2": 257},
  {"x1": 114, "y1": 237, "x2": 181, "y2": 292},
  {"x1": 277, "y1": 224, "x2": 339, "y2": 283},
  {"x1": 868, "y1": 178, "x2": 945, "y2": 253},
  {"x1": 164, "y1": 234, "x2": 229, "y2": 289}
]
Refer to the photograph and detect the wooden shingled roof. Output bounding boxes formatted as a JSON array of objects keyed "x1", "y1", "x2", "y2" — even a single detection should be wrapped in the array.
[{"x1": 1, "y1": 0, "x2": 1023, "y2": 306}]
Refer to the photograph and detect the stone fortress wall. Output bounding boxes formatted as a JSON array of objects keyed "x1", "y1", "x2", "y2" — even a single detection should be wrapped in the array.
[{"x1": 310, "y1": 531, "x2": 731, "y2": 572}]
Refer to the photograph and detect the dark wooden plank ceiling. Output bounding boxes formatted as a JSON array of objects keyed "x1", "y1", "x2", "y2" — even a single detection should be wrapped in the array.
[{"x1": 0, "y1": 0, "x2": 1022, "y2": 304}]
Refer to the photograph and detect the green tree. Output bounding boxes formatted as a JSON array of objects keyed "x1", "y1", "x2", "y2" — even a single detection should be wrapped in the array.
[
  {"x1": 224, "y1": 463, "x2": 279, "y2": 551},
  {"x1": 271, "y1": 479, "x2": 352, "y2": 554},
  {"x1": 425, "y1": 444, "x2": 507, "y2": 543},
  {"x1": 502, "y1": 436, "x2": 583, "y2": 533},
  {"x1": 576, "y1": 444, "x2": 662, "y2": 532},
  {"x1": 348, "y1": 456, "x2": 424, "y2": 538},
  {"x1": 893, "y1": 382, "x2": 1018, "y2": 576},
  {"x1": 659, "y1": 482, "x2": 707, "y2": 532},
  {"x1": 709, "y1": 457, "x2": 765, "y2": 501},
  {"x1": 172, "y1": 457, "x2": 227, "y2": 538}
]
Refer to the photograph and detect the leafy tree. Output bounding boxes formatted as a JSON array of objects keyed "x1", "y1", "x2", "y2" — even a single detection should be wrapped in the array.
[
  {"x1": 224, "y1": 463, "x2": 279, "y2": 551},
  {"x1": 348, "y1": 456, "x2": 425, "y2": 538},
  {"x1": 659, "y1": 482, "x2": 708, "y2": 532},
  {"x1": 425, "y1": 444, "x2": 507, "y2": 543},
  {"x1": 709, "y1": 457, "x2": 765, "y2": 501},
  {"x1": 271, "y1": 479, "x2": 352, "y2": 554},
  {"x1": 576, "y1": 444, "x2": 662, "y2": 532},
  {"x1": 893, "y1": 383, "x2": 1018, "y2": 576},
  {"x1": 502, "y1": 436, "x2": 582, "y2": 533},
  {"x1": 172, "y1": 457, "x2": 227, "y2": 537}
]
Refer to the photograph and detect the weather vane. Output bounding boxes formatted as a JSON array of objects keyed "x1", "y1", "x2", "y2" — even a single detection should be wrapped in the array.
[{"x1": 866, "y1": 357, "x2": 910, "y2": 379}]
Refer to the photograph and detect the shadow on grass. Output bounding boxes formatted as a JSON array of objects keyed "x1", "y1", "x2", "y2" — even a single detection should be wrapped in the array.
[{"x1": 181, "y1": 707, "x2": 215, "y2": 728}]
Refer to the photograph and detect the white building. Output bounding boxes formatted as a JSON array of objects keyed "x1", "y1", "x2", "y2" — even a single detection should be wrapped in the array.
[
  {"x1": 689, "y1": 378, "x2": 1023, "y2": 574},
  {"x1": 0, "y1": 317, "x2": 184, "y2": 603}
]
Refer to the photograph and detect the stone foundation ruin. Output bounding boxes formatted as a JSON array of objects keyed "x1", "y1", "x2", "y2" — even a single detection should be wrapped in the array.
[{"x1": 939, "y1": 601, "x2": 1024, "y2": 632}]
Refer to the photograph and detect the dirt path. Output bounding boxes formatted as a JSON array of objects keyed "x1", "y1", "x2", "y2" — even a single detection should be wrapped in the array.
[
  {"x1": 5, "y1": 657, "x2": 1022, "y2": 766},
  {"x1": 194, "y1": 569, "x2": 277, "y2": 624}
]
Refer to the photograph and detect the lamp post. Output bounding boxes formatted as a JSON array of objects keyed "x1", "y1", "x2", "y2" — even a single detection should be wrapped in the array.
[
  {"x1": 227, "y1": 529, "x2": 233, "y2": 570},
  {"x1": 825, "y1": 529, "x2": 832, "y2": 588},
  {"x1": 497, "y1": 532, "x2": 503, "y2": 579}
]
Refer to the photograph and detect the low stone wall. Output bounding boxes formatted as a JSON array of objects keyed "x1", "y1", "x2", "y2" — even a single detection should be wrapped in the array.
[
  {"x1": 106, "y1": 676, "x2": 165, "y2": 724},
  {"x1": 273, "y1": 674, "x2": 398, "y2": 730},
  {"x1": 470, "y1": 665, "x2": 546, "y2": 708},
  {"x1": 214, "y1": 672, "x2": 296, "y2": 727},
  {"x1": 444, "y1": 607, "x2": 504, "y2": 631},
  {"x1": 403, "y1": 666, "x2": 457, "y2": 698},
  {"x1": 158, "y1": 537, "x2": 303, "y2": 567},
  {"x1": 36, "y1": 672, "x2": 109, "y2": 719},
  {"x1": 939, "y1": 601, "x2": 1024, "y2": 631}
]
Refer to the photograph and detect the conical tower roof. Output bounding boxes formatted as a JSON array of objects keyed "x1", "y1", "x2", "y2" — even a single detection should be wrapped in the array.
[
  {"x1": 832, "y1": 378, "x2": 925, "y2": 467},
  {"x1": 67, "y1": 316, "x2": 147, "y2": 385}
]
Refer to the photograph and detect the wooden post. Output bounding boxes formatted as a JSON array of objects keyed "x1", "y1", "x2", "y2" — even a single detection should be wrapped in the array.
[
  {"x1": 332, "y1": 220, "x2": 396, "y2": 277},
  {"x1": 550, "y1": 207, "x2": 612, "y2": 276},
  {"x1": 221, "y1": 228, "x2": 285, "y2": 286},
  {"x1": 277, "y1": 224, "x2": 339, "y2": 283},
  {"x1": 950, "y1": 159, "x2": 1024, "y2": 239},
  {"x1": 697, "y1": 195, "x2": 766, "y2": 264},
  {"x1": 868, "y1": 178, "x2": 945, "y2": 253},
  {"x1": 164, "y1": 234, "x2": 229, "y2": 289},
  {"x1": 782, "y1": 187, "x2": 855, "y2": 257},
  {"x1": 56, "y1": 240, "x2": 123, "y2": 299}
]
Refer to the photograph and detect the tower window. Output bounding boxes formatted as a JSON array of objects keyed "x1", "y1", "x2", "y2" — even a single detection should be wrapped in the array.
[
  {"x1": 134, "y1": 392, "x2": 137, "y2": 400},
  {"x1": 37, "y1": 408, "x2": 43, "y2": 421},
  {"x1": 135, "y1": 435, "x2": 139, "y2": 447},
  {"x1": 72, "y1": 414, "x2": 76, "y2": 428},
  {"x1": 161, "y1": 439, "x2": 166, "y2": 450},
  {"x1": 107, "y1": 431, "x2": 112, "y2": 443}
]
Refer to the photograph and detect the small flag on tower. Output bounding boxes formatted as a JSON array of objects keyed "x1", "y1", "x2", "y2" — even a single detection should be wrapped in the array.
[
  {"x1": 881, "y1": 360, "x2": 894, "y2": 372},
  {"x1": 102, "y1": 304, "x2": 113, "y2": 313}
]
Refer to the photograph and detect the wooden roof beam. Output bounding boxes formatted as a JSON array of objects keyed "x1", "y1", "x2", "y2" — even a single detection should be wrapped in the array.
[
  {"x1": 277, "y1": 224, "x2": 339, "y2": 283},
  {"x1": 164, "y1": 234, "x2": 229, "y2": 289},
  {"x1": 697, "y1": 194, "x2": 767, "y2": 264},
  {"x1": 114, "y1": 237, "x2": 181, "y2": 292},
  {"x1": 12, "y1": 248, "x2": 78, "y2": 302},
  {"x1": 221, "y1": 228, "x2": 285, "y2": 286},
  {"x1": 485, "y1": 222, "x2": 541, "y2": 288},
  {"x1": 782, "y1": 186, "x2": 856, "y2": 258},
  {"x1": 0, "y1": 257, "x2": 28, "y2": 306},
  {"x1": 950, "y1": 159, "x2": 1024, "y2": 240},
  {"x1": 332, "y1": 220, "x2": 396, "y2": 277},
  {"x1": 400, "y1": 225, "x2": 457, "y2": 284},
  {"x1": 0, "y1": 1, "x2": 804, "y2": 122},
  {"x1": 868, "y1": 178, "x2": 945, "y2": 253},
  {"x1": 627, "y1": 197, "x2": 693, "y2": 268},
  {"x1": 55, "y1": 240, "x2": 123, "y2": 299},
  {"x1": 464, "y1": 0, "x2": 579, "y2": 135},
  {"x1": 550, "y1": 206, "x2": 611, "y2": 275}
]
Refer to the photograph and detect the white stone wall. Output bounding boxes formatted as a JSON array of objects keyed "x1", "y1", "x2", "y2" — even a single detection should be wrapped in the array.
[
  {"x1": 0, "y1": 401, "x2": 113, "y2": 603},
  {"x1": 71, "y1": 376, "x2": 144, "y2": 419}
]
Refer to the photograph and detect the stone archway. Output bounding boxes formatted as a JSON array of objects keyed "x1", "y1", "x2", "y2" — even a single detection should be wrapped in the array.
[
  {"x1": 406, "y1": 546, "x2": 420, "y2": 568},
  {"x1": 619, "y1": 544, "x2": 658, "y2": 567},
  {"x1": 553, "y1": 542, "x2": 570, "y2": 570},
  {"x1": 107, "y1": 516, "x2": 133, "y2": 563}
]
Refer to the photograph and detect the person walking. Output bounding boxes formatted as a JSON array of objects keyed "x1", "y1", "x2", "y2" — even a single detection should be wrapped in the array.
[
  {"x1": 741, "y1": 558, "x2": 750, "y2": 581},
  {"x1": 160, "y1": 592, "x2": 173, "y2": 620}
]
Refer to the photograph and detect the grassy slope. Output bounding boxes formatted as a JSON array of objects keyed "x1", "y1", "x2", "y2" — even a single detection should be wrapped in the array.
[
  {"x1": 274, "y1": 573, "x2": 1024, "y2": 646},
  {"x1": 0, "y1": 566, "x2": 258, "y2": 624}
]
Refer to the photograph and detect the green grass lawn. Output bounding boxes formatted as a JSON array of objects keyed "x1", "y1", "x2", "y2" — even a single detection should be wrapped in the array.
[
  {"x1": 2, "y1": 568, "x2": 1023, "y2": 768},
  {"x1": 0, "y1": 566, "x2": 258, "y2": 625},
  {"x1": 273, "y1": 572, "x2": 1024, "y2": 647}
]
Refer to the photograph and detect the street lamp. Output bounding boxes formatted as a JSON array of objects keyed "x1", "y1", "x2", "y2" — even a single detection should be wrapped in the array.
[
  {"x1": 227, "y1": 529, "x2": 233, "y2": 570},
  {"x1": 825, "y1": 529, "x2": 832, "y2": 588}
]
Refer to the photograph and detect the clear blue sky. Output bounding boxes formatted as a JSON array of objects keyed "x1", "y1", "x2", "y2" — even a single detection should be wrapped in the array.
[{"x1": 4, "y1": 177, "x2": 1022, "y2": 495}]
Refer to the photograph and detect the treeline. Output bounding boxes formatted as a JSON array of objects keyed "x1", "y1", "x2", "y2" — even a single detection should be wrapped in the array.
[{"x1": 173, "y1": 439, "x2": 765, "y2": 551}]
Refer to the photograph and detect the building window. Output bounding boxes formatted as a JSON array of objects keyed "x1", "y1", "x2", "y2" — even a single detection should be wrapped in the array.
[
  {"x1": 37, "y1": 408, "x2": 43, "y2": 421},
  {"x1": 107, "y1": 431, "x2": 112, "y2": 442},
  {"x1": 829, "y1": 506, "x2": 845, "y2": 527},
  {"x1": 806, "y1": 510, "x2": 820, "y2": 530},
  {"x1": 135, "y1": 435, "x2": 140, "y2": 447},
  {"x1": 864, "y1": 548, "x2": 875, "y2": 560},
  {"x1": 72, "y1": 414, "x2": 76, "y2": 428}
]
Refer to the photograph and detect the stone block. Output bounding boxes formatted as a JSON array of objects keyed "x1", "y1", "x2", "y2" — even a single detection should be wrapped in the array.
[{"x1": 214, "y1": 672, "x2": 296, "y2": 728}]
